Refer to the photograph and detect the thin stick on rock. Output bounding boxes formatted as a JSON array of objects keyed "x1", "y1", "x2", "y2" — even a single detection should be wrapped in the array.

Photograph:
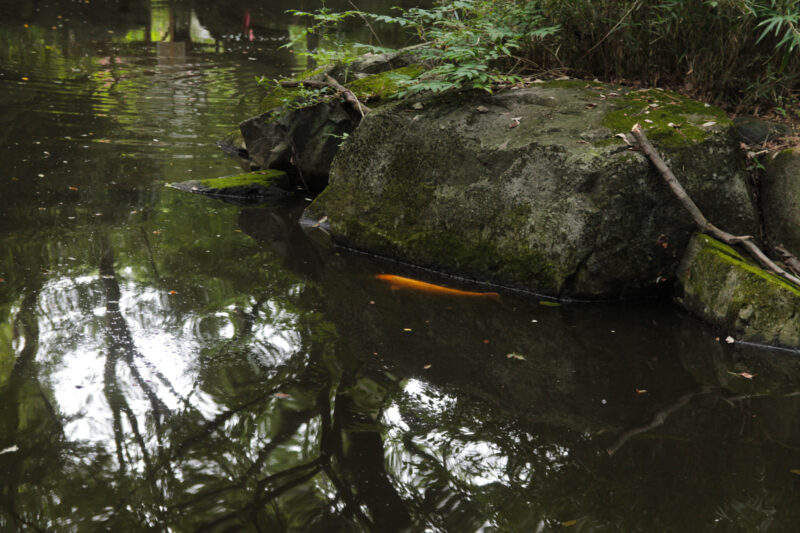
[
  {"x1": 279, "y1": 76, "x2": 371, "y2": 117},
  {"x1": 630, "y1": 123, "x2": 800, "y2": 288},
  {"x1": 324, "y1": 74, "x2": 370, "y2": 117}
]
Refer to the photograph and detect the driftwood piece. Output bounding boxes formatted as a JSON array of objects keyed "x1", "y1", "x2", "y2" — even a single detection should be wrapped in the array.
[
  {"x1": 279, "y1": 76, "x2": 371, "y2": 117},
  {"x1": 630, "y1": 123, "x2": 800, "y2": 288}
]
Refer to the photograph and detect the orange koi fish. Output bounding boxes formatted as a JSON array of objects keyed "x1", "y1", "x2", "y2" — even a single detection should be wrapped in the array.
[{"x1": 375, "y1": 274, "x2": 500, "y2": 300}]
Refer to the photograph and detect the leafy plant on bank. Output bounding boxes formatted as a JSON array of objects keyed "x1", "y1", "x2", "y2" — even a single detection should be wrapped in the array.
[{"x1": 269, "y1": 0, "x2": 800, "y2": 113}]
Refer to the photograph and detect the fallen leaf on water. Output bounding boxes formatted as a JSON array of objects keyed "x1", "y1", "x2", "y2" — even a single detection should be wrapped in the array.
[
  {"x1": 403, "y1": 328, "x2": 412, "y2": 332},
  {"x1": 483, "y1": 339, "x2": 490, "y2": 344},
  {"x1": 0, "y1": 445, "x2": 19, "y2": 455},
  {"x1": 728, "y1": 371, "x2": 755, "y2": 379},
  {"x1": 369, "y1": 300, "x2": 375, "y2": 305},
  {"x1": 507, "y1": 353, "x2": 525, "y2": 360},
  {"x1": 68, "y1": 186, "x2": 78, "y2": 191},
  {"x1": 21, "y1": 77, "x2": 29, "y2": 81},
  {"x1": 423, "y1": 364, "x2": 432, "y2": 369},
  {"x1": 790, "y1": 469, "x2": 800, "y2": 475},
  {"x1": 168, "y1": 290, "x2": 177, "y2": 295},
  {"x1": 539, "y1": 301, "x2": 561, "y2": 307},
  {"x1": 273, "y1": 392, "x2": 291, "y2": 399},
  {"x1": 562, "y1": 519, "x2": 577, "y2": 527},
  {"x1": 636, "y1": 388, "x2": 648, "y2": 395}
]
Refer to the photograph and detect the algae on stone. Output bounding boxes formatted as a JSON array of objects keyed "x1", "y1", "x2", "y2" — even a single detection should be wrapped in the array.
[
  {"x1": 677, "y1": 233, "x2": 800, "y2": 348},
  {"x1": 169, "y1": 169, "x2": 293, "y2": 202}
]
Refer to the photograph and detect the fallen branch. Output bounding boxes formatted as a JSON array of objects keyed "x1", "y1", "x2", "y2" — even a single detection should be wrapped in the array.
[
  {"x1": 324, "y1": 73, "x2": 370, "y2": 117},
  {"x1": 279, "y1": 75, "x2": 370, "y2": 117},
  {"x1": 630, "y1": 123, "x2": 800, "y2": 288}
]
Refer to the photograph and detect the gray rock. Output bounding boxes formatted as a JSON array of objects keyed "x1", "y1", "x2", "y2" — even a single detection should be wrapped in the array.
[
  {"x1": 310, "y1": 82, "x2": 758, "y2": 298},
  {"x1": 762, "y1": 148, "x2": 800, "y2": 252},
  {"x1": 733, "y1": 116, "x2": 791, "y2": 144},
  {"x1": 240, "y1": 101, "x2": 357, "y2": 192}
]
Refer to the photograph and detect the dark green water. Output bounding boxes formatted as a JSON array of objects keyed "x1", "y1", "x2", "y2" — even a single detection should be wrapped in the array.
[{"x1": 1, "y1": 1, "x2": 799, "y2": 531}]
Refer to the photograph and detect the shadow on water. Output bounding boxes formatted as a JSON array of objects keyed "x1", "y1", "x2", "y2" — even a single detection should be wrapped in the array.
[{"x1": 0, "y1": 0, "x2": 799, "y2": 531}]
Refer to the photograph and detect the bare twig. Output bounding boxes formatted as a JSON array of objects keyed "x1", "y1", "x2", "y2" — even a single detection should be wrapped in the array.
[
  {"x1": 630, "y1": 123, "x2": 800, "y2": 288},
  {"x1": 348, "y1": 0, "x2": 382, "y2": 47},
  {"x1": 279, "y1": 76, "x2": 371, "y2": 117},
  {"x1": 324, "y1": 73, "x2": 370, "y2": 117}
]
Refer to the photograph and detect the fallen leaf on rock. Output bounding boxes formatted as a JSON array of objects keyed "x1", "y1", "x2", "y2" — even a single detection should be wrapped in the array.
[
  {"x1": 476, "y1": 105, "x2": 488, "y2": 113},
  {"x1": 412, "y1": 102, "x2": 424, "y2": 110},
  {"x1": 615, "y1": 133, "x2": 632, "y2": 146},
  {"x1": 0, "y1": 445, "x2": 19, "y2": 455},
  {"x1": 728, "y1": 371, "x2": 755, "y2": 379}
]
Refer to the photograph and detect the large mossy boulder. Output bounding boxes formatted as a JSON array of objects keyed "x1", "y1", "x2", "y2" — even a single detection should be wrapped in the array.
[
  {"x1": 762, "y1": 148, "x2": 800, "y2": 253},
  {"x1": 310, "y1": 82, "x2": 757, "y2": 298},
  {"x1": 676, "y1": 233, "x2": 800, "y2": 348}
]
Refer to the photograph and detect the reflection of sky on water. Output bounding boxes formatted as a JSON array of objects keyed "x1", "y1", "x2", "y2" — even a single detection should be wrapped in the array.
[{"x1": 38, "y1": 270, "x2": 300, "y2": 455}]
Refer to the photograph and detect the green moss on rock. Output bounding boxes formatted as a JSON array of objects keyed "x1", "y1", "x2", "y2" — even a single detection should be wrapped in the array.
[
  {"x1": 199, "y1": 169, "x2": 290, "y2": 190},
  {"x1": 677, "y1": 233, "x2": 800, "y2": 347},
  {"x1": 602, "y1": 89, "x2": 730, "y2": 149},
  {"x1": 348, "y1": 65, "x2": 424, "y2": 101}
]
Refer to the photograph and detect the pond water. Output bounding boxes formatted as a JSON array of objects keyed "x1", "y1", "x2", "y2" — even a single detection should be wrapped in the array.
[{"x1": 1, "y1": 1, "x2": 799, "y2": 531}]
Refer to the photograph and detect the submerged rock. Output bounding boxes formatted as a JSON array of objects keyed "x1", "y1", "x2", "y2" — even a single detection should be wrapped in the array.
[
  {"x1": 676, "y1": 233, "x2": 800, "y2": 348},
  {"x1": 310, "y1": 82, "x2": 757, "y2": 298},
  {"x1": 169, "y1": 169, "x2": 293, "y2": 204},
  {"x1": 761, "y1": 148, "x2": 800, "y2": 253}
]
